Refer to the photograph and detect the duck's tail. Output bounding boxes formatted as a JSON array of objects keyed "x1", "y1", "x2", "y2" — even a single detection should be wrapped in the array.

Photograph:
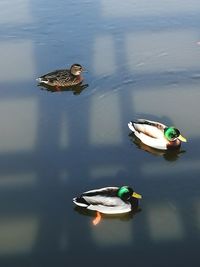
[
  {"x1": 36, "y1": 77, "x2": 49, "y2": 84},
  {"x1": 128, "y1": 121, "x2": 136, "y2": 133},
  {"x1": 73, "y1": 197, "x2": 88, "y2": 207},
  {"x1": 36, "y1": 77, "x2": 42, "y2": 82}
]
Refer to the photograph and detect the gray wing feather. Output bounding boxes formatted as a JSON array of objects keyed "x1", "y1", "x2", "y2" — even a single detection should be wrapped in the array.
[{"x1": 82, "y1": 187, "x2": 118, "y2": 195}]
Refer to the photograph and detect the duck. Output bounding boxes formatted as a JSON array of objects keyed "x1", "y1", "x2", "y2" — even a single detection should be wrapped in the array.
[
  {"x1": 36, "y1": 63, "x2": 85, "y2": 88},
  {"x1": 73, "y1": 186, "x2": 142, "y2": 225},
  {"x1": 128, "y1": 119, "x2": 187, "y2": 150}
]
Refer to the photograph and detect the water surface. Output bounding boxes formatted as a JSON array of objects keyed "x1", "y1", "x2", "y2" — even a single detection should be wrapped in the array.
[{"x1": 1, "y1": 0, "x2": 200, "y2": 266}]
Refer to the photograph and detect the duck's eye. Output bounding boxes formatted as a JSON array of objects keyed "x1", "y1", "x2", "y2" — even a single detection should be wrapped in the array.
[
  {"x1": 170, "y1": 130, "x2": 179, "y2": 139},
  {"x1": 169, "y1": 132, "x2": 175, "y2": 138}
]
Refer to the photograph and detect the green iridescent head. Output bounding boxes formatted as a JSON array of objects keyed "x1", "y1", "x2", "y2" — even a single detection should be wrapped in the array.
[
  {"x1": 117, "y1": 186, "x2": 142, "y2": 201},
  {"x1": 164, "y1": 127, "x2": 187, "y2": 142}
]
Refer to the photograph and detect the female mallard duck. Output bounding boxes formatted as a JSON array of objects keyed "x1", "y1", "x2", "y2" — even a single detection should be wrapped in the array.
[
  {"x1": 36, "y1": 63, "x2": 85, "y2": 88},
  {"x1": 128, "y1": 119, "x2": 187, "y2": 150},
  {"x1": 73, "y1": 186, "x2": 142, "y2": 225}
]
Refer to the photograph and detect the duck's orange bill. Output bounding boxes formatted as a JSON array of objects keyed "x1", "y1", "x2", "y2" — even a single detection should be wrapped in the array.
[
  {"x1": 93, "y1": 212, "x2": 102, "y2": 226},
  {"x1": 178, "y1": 135, "x2": 187, "y2": 142},
  {"x1": 132, "y1": 192, "x2": 142, "y2": 199}
]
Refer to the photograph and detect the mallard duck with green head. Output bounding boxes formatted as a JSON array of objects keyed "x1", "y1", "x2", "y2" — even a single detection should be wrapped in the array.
[
  {"x1": 128, "y1": 119, "x2": 187, "y2": 150},
  {"x1": 73, "y1": 186, "x2": 142, "y2": 225},
  {"x1": 36, "y1": 63, "x2": 85, "y2": 88}
]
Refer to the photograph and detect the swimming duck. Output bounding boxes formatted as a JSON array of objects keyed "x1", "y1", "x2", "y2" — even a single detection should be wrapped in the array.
[
  {"x1": 128, "y1": 119, "x2": 187, "y2": 150},
  {"x1": 36, "y1": 64, "x2": 85, "y2": 88},
  {"x1": 73, "y1": 186, "x2": 142, "y2": 225}
]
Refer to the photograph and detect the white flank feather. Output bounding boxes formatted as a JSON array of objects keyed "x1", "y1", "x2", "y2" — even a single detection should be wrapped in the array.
[
  {"x1": 82, "y1": 196, "x2": 131, "y2": 214},
  {"x1": 135, "y1": 132, "x2": 168, "y2": 150},
  {"x1": 87, "y1": 205, "x2": 131, "y2": 214},
  {"x1": 87, "y1": 202, "x2": 131, "y2": 214},
  {"x1": 83, "y1": 195, "x2": 120, "y2": 206}
]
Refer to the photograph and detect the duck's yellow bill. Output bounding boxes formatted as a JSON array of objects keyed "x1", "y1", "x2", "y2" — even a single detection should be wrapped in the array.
[
  {"x1": 132, "y1": 192, "x2": 142, "y2": 199},
  {"x1": 178, "y1": 135, "x2": 187, "y2": 142}
]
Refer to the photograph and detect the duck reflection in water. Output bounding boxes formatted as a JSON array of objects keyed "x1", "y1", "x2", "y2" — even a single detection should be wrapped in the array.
[
  {"x1": 38, "y1": 82, "x2": 89, "y2": 95},
  {"x1": 74, "y1": 204, "x2": 141, "y2": 226},
  {"x1": 129, "y1": 132, "x2": 186, "y2": 161}
]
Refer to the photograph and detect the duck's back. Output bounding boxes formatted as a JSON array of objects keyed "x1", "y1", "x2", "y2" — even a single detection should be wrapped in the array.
[
  {"x1": 40, "y1": 69, "x2": 69, "y2": 79},
  {"x1": 131, "y1": 119, "x2": 166, "y2": 139}
]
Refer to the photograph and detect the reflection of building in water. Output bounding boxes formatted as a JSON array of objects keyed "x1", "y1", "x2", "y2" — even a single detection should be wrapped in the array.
[
  {"x1": 131, "y1": 86, "x2": 200, "y2": 138},
  {"x1": 90, "y1": 164, "x2": 125, "y2": 179},
  {"x1": 147, "y1": 203, "x2": 184, "y2": 241},
  {"x1": 0, "y1": 41, "x2": 35, "y2": 82},
  {"x1": 90, "y1": 93, "x2": 122, "y2": 145},
  {"x1": 90, "y1": 0, "x2": 200, "y2": 248},
  {"x1": 93, "y1": 16, "x2": 200, "y2": 139},
  {"x1": 101, "y1": 0, "x2": 200, "y2": 18},
  {"x1": 126, "y1": 31, "x2": 200, "y2": 73},
  {"x1": 0, "y1": 99, "x2": 37, "y2": 152},
  {"x1": 91, "y1": 219, "x2": 133, "y2": 246},
  {"x1": 0, "y1": 0, "x2": 32, "y2": 25},
  {"x1": 1, "y1": 0, "x2": 200, "y2": 260},
  {"x1": 0, "y1": 0, "x2": 38, "y2": 258},
  {"x1": 142, "y1": 159, "x2": 200, "y2": 177},
  {"x1": 0, "y1": 216, "x2": 38, "y2": 255},
  {"x1": 93, "y1": 35, "x2": 116, "y2": 76}
]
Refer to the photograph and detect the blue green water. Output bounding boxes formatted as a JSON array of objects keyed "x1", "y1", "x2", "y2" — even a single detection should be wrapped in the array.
[{"x1": 0, "y1": 0, "x2": 200, "y2": 266}]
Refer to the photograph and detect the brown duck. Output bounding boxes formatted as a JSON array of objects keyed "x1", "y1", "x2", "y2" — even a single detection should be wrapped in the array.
[{"x1": 36, "y1": 64, "x2": 85, "y2": 88}]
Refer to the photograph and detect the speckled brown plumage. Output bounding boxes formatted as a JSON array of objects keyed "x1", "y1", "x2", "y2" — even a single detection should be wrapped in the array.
[{"x1": 36, "y1": 63, "x2": 84, "y2": 87}]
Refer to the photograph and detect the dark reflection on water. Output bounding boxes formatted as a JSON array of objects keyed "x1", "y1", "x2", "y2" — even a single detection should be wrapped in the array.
[
  {"x1": 129, "y1": 132, "x2": 186, "y2": 162},
  {"x1": 1, "y1": 0, "x2": 200, "y2": 267},
  {"x1": 74, "y1": 202, "x2": 141, "y2": 222},
  {"x1": 38, "y1": 83, "x2": 89, "y2": 95}
]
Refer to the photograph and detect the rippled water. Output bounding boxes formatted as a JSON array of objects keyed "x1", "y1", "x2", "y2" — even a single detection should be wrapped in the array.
[{"x1": 1, "y1": 0, "x2": 200, "y2": 266}]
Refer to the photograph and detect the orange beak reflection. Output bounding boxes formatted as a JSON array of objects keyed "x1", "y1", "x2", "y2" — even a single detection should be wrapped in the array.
[{"x1": 93, "y1": 211, "x2": 102, "y2": 226}]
